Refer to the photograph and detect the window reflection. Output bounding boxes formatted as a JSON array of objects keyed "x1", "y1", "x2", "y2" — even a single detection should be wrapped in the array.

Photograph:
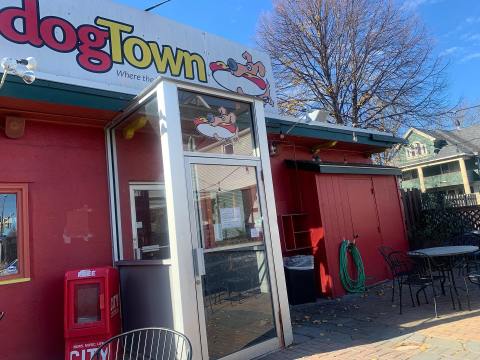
[
  {"x1": 112, "y1": 97, "x2": 170, "y2": 261},
  {"x1": 132, "y1": 188, "x2": 169, "y2": 260},
  {"x1": 178, "y1": 89, "x2": 256, "y2": 156},
  {"x1": 0, "y1": 194, "x2": 18, "y2": 277},
  {"x1": 203, "y1": 247, "x2": 277, "y2": 360},
  {"x1": 192, "y1": 164, "x2": 264, "y2": 249}
]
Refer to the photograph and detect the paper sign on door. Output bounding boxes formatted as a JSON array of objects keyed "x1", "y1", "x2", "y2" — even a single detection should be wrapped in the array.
[{"x1": 220, "y1": 207, "x2": 242, "y2": 229}]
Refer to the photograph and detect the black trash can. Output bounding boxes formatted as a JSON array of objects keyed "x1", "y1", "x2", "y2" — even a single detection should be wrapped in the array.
[{"x1": 284, "y1": 255, "x2": 316, "y2": 305}]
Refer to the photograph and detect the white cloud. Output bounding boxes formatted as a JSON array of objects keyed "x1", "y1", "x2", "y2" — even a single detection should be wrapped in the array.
[
  {"x1": 466, "y1": 16, "x2": 480, "y2": 24},
  {"x1": 401, "y1": 0, "x2": 443, "y2": 11},
  {"x1": 466, "y1": 33, "x2": 480, "y2": 42},
  {"x1": 461, "y1": 52, "x2": 480, "y2": 63},
  {"x1": 439, "y1": 46, "x2": 461, "y2": 56}
]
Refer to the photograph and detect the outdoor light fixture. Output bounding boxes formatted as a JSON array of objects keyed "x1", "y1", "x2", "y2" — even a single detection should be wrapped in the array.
[
  {"x1": 0, "y1": 57, "x2": 37, "y2": 90},
  {"x1": 269, "y1": 142, "x2": 278, "y2": 156}
]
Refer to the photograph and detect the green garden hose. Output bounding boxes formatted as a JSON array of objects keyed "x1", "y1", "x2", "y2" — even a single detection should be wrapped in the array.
[{"x1": 339, "y1": 240, "x2": 366, "y2": 293}]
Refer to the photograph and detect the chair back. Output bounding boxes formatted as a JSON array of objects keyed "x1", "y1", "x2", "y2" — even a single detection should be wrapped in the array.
[
  {"x1": 407, "y1": 251, "x2": 438, "y2": 280},
  {"x1": 461, "y1": 232, "x2": 480, "y2": 247},
  {"x1": 378, "y1": 246, "x2": 395, "y2": 273},
  {"x1": 91, "y1": 327, "x2": 192, "y2": 360},
  {"x1": 387, "y1": 251, "x2": 415, "y2": 277}
]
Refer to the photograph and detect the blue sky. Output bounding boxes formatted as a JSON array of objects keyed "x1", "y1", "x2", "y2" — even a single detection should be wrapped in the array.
[
  {"x1": 404, "y1": 0, "x2": 480, "y2": 107},
  {"x1": 116, "y1": 0, "x2": 480, "y2": 107}
]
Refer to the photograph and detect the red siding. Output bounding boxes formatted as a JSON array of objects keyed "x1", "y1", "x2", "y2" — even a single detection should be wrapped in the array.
[{"x1": 0, "y1": 119, "x2": 113, "y2": 360}]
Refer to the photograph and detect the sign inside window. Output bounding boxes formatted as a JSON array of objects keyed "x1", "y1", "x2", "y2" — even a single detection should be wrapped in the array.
[
  {"x1": 192, "y1": 164, "x2": 264, "y2": 249},
  {"x1": 0, "y1": 194, "x2": 18, "y2": 277},
  {"x1": 220, "y1": 207, "x2": 242, "y2": 229}
]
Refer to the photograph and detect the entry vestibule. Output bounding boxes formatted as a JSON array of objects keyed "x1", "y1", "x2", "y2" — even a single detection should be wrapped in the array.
[{"x1": 107, "y1": 79, "x2": 293, "y2": 360}]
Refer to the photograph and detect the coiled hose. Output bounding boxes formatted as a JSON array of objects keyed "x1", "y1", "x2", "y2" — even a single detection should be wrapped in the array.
[{"x1": 339, "y1": 239, "x2": 366, "y2": 293}]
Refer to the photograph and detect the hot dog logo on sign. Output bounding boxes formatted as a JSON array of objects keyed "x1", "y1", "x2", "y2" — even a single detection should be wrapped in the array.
[
  {"x1": 0, "y1": 0, "x2": 277, "y2": 111},
  {"x1": 194, "y1": 106, "x2": 238, "y2": 141},
  {"x1": 210, "y1": 51, "x2": 274, "y2": 107}
]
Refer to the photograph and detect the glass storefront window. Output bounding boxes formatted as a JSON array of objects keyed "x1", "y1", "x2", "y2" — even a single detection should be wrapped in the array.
[
  {"x1": 0, "y1": 194, "x2": 18, "y2": 278},
  {"x1": 111, "y1": 97, "x2": 170, "y2": 261},
  {"x1": 178, "y1": 89, "x2": 257, "y2": 156}
]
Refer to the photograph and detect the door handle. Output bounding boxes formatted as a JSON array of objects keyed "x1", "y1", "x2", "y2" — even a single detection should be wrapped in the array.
[{"x1": 193, "y1": 248, "x2": 206, "y2": 277}]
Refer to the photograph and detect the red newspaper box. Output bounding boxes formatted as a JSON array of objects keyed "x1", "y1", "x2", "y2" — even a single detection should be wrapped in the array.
[{"x1": 64, "y1": 267, "x2": 121, "y2": 360}]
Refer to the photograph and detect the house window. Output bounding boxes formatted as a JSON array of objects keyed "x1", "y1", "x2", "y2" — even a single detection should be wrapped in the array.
[
  {"x1": 406, "y1": 142, "x2": 428, "y2": 159},
  {"x1": 424, "y1": 165, "x2": 441, "y2": 177},
  {"x1": 440, "y1": 162, "x2": 460, "y2": 174},
  {"x1": 402, "y1": 170, "x2": 418, "y2": 181},
  {"x1": 0, "y1": 184, "x2": 29, "y2": 283}
]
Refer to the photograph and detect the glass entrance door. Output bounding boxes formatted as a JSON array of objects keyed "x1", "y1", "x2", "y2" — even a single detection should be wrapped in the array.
[{"x1": 187, "y1": 160, "x2": 279, "y2": 360}]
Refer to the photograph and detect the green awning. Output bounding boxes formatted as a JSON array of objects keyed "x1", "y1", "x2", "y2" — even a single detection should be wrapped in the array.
[{"x1": 285, "y1": 160, "x2": 402, "y2": 176}]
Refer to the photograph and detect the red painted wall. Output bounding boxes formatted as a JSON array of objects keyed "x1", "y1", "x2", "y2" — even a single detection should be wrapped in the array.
[
  {"x1": 268, "y1": 135, "x2": 407, "y2": 298},
  {"x1": 0, "y1": 119, "x2": 113, "y2": 360}
]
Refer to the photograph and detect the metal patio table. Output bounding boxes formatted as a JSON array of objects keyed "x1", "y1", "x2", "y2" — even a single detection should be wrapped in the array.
[{"x1": 408, "y1": 245, "x2": 479, "y2": 310}]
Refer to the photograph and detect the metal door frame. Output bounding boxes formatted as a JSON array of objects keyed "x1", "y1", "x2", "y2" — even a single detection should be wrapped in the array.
[{"x1": 184, "y1": 155, "x2": 282, "y2": 360}]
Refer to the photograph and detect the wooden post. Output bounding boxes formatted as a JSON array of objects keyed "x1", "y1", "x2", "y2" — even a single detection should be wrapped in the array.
[
  {"x1": 417, "y1": 167, "x2": 426, "y2": 193},
  {"x1": 459, "y1": 158, "x2": 471, "y2": 194}
]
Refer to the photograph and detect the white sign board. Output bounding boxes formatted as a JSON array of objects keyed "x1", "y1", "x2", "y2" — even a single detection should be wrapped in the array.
[
  {"x1": 220, "y1": 207, "x2": 242, "y2": 230},
  {"x1": 0, "y1": 0, "x2": 277, "y2": 112}
]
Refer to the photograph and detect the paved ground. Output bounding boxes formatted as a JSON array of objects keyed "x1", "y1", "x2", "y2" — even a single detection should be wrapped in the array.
[{"x1": 263, "y1": 278, "x2": 480, "y2": 359}]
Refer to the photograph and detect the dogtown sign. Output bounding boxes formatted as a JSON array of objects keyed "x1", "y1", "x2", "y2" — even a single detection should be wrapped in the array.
[{"x1": 0, "y1": 0, "x2": 277, "y2": 110}]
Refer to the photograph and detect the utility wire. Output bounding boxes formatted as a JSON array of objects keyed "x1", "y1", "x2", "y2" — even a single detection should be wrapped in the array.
[{"x1": 145, "y1": 0, "x2": 172, "y2": 11}]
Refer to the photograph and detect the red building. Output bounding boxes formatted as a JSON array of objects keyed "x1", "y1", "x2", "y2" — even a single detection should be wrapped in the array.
[{"x1": 0, "y1": 1, "x2": 407, "y2": 360}]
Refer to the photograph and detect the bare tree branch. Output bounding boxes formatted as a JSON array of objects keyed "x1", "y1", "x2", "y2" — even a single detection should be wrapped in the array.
[{"x1": 257, "y1": 0, "x2": 449, "y2": 134}]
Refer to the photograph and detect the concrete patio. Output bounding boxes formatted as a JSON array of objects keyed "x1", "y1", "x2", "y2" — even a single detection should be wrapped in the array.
[{"x1": 262, "y1": 279, "x2": 480, "y2": 360}]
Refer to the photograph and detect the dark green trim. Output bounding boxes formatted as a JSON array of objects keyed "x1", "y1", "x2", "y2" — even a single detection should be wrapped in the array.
[
  {"x1": 285, "y1": 160, "x2": 402, "y2": 176},
  {"x1": 0, "y1": 77, "x2": 134, "y2": 111},
  {"x1": 266, "y1": 117, "x2": 406, "y2": 148}
]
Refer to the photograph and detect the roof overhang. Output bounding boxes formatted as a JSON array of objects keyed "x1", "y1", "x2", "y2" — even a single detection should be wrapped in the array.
[
  {"x1": 0, "y1": 77, "x2": 133, "y2": 112},
  {"x1": 266, "y1": 116, "x2": 405, "y2": 149},
  {"x1": 285, "y1": 160, "x2": 402, "y2": 176}
]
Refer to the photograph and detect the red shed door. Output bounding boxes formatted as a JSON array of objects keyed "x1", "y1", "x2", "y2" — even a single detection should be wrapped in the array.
[{"x1": 344, "y1": 177, "x2": 385, "y2": 285}]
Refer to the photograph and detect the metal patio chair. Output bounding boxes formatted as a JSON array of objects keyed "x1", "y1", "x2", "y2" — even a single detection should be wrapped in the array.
[
  {"x1": 464, "y1": 272, "x2": 480, "y2": 311},
  {"x1": 91, "y1": 327, "x2": 192, "y2": 360},
  {"x1": 456, "y1": 232, "x2": 480, "y2": 275},
  {"x1": 380, "y1": 247, "x2": 448, "y2": 316},
  {"x1": 379, "y1": 246, "x2": 412, "y2": 303}
]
